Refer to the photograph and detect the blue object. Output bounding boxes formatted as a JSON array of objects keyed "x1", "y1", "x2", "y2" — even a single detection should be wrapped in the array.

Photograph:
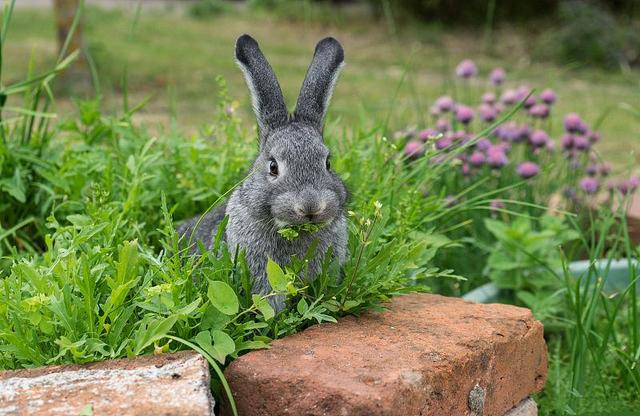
[{"x1": 463, "y1": 258, "x2": 639, "y2": 304}]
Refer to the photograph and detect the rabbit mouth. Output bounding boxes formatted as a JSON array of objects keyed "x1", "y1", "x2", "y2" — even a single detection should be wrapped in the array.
[{"x1": 274, "y1": 217, "x2": 332, "y2": 229}]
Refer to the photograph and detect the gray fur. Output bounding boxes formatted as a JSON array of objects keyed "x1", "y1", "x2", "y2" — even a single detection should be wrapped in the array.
[{"x1": 178, "y1": 34, "x2": 347, "y2": 312}]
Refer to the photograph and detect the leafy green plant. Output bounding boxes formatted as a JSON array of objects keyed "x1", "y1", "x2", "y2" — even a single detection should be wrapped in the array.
[{"x1": 481, "y1": 215, "x2": 579, "y2": 321}]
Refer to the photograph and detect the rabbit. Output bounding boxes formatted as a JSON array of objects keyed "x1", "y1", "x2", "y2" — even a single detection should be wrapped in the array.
[{"x1": 177, "y1": 34, "x2": 348, "y2": 312}]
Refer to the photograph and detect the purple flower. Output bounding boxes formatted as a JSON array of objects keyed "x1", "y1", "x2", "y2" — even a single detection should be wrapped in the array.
[
  {"x1": 517, "y1": 161, "x2": 540, "y2": 179},
  {"x1": 435, "y1": 136, "x2": 453, "y2": 150},
  {"x1": 546, "y1": 140, "x2": 556, "y2": 152},
  {"x1": 490, "y1": 199, "x2": 505, "y2": 211},
  {"x1": 489, "y1": 67, "x2": 506, "y2": 86},
  {"x1": 561, "y1": 134, "x2": 574, "y2": 151},
  {"x1": 528, "y1": 104, "x2": 549, "y2": 119},
  {"x1": 453, "y1": 130, "x2": 469, "y2": 143},
  {"x1": 540, "y1": 89, "x2": 557, "y2": 105},
  {"x1": 461, "y1": 163, "x2": 471, "y2": 176},
  {"x1": 588, "y1": 131, "x2": 601, "y2": 143},
  {"x1": 517, "y1": 124, "x2": 531, "y2": 142},
  {"x1": 476, "y1": 137, "x2": 492, "y2": 151},
  {"x1": 404, "y1": 141, "x2": 424, "y2": 160},
  {"x1": 580, "y1": 177, "x2": 599, "y2": 194},
  {"x1": 517, "y1": 85, "x2": 532, "y2": 101},
  {"x1": 434, "y1": 95, "x2": 455, "y2": 113},
  {"x1": 529, "y1": 129, "x2": 549, "y2": 148},
  {"x1": 469, "y1": 151, "x2": 486, "y2": 167},
  {"x1": 501, "y1": 89, "x2": 519, "y2": 105},
  {"x1": 599, "y1": 163, "x2": 611, "y2": 177},
  {"x1": 495, "y1": 122, "x2": 516, "y2": 142},
  {"x1": 523, "y1": 94, "x2": 536, "y2": 109},
  {"x1": 481, "y1": 92, "x2": 496, "y2": 104},
  {"x1": 436, "y1": 118, "x2": 451, "y2": 132},
  {"x1": 586, "y1": 165, "x2": 598, "y2": 176},
  {"x1": 479, "y1": 103, "x2": 497, "y2": 122},
  {"x1": 573, "y1": 135, "x2": 590, "y2": 151},
  {"x1": 618, "y1": 176, "x2": 640, "y2": 194},
  {"x1": 564, "y1": 113, "x2": 588, "y2": 134},
  {"x1": 418, "y1": 128, "x2": 438, "y2": 142},
  {"x1": 456, "y1": 59, "x2": 478, "y2": 78},
  {"x1": 455, "y1": 105, "x2": 474, "y2": 125},
  {"x1": 486, "y1": 145, "x2": 508, "y2": 168}
]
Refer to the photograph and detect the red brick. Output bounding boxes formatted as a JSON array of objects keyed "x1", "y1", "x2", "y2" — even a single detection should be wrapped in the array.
[{"x1": 223, "y1": 294, "x2": 547, "y2": 416}]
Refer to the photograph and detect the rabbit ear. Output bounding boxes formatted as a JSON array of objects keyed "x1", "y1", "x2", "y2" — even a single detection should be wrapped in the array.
[
  {"x1": 235, "y1": 34, "x2": 288, "y2": 141},
  {"x1": 294, "y1": 37, "x2": 344, "y2": 133}
]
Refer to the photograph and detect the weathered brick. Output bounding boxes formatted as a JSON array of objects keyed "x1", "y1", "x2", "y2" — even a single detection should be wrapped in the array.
[
  {"x1": 223, "y1": 293, "x2": 547, "y2": 416},
  {"x1": 0, "y1": 351, "x2": 214, "y2": 416}
]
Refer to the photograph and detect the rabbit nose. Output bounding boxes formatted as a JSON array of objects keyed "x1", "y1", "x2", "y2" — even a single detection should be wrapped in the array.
[
  {"x1": 294, "y1": 203, "x2": 325, "y2": 218},
  {"x1": 295, "y1": 190, "x2": 325, "y2": 218}
]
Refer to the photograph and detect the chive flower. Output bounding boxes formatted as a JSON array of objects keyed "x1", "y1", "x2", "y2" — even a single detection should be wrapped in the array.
[
  {"x1": 404, "y1": 140, "x2": 424, "y2": 160},
  {"x1": 540, "y1": 89, "x2": 557, "y2": 105},
  {"x1": 455, "y1": 105, "x2": 475, "y2": 125},
  {"x1": 489, "y1": 67, "x2": 506, "y2": 86},
  {"x1": 580, "y1": 177, "x2": 599, "y2": 194},
  {"x1": 486, "y1": 145, "x2": 508, "y2": 168},
  {"x1": 456, "y1": 59, "x2": 478, "y2": 78},
  {"x1": 517, "y1": 161, "x2": 540, "y2": 179}
]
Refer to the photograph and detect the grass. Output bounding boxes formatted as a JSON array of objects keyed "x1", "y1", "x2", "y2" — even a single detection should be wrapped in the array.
[{"x1": 2, "y1": 4, "x2": 639, "y2": 166}]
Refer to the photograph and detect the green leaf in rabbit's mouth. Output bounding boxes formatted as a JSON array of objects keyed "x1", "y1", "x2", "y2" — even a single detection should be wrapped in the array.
[{"x1": 277, "y1": 223, "x2": 324, "y2": 241}]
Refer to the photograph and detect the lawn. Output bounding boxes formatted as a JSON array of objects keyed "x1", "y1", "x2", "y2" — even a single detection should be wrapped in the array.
[{"x1": 4, "y1": 4, "x2": 639, "y2": 166}]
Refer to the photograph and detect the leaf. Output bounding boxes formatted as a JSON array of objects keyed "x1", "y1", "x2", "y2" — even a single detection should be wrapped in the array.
[
  {"x1": 133, "y1": 315, "x2": 178, "y2": 355},
  {"x1": 296, "y1": 298, "x2": 309, "y2": 315},
  {"x1": 115, "y1": 240, "x2": 139, "y2": 286},
  {"x1": 0, "y1": 167, "x2": 26, "y2": 203},
  {"x1": 207, "y1": 281, "x2": 239, "y2": 315},
  {"x1": 235, "y1": 339, "x2": 271, "y2": 353},
  {"x1": 252, "y1": 294, "x2": 274, "y2": 321},
  {"x1": 201, "y1": 304, "x2": 232, "y2": 330},
  {"x1": 211, "y1": 330, "x2": 236, "y2": 362},
  {"x1": 266, "y1": 258, "x2": 287, "y2": 292},
  {"x1": 194, "y1": 330, "x2": 236, "y2": 364}
]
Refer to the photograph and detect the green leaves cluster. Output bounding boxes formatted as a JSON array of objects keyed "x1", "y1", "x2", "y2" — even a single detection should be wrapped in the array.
[{"x1": 277, "y1": 223, "x2": 324, "y2": 241}]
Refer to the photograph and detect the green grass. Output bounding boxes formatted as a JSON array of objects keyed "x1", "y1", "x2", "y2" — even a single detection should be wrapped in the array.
[{"x1": 2, "y1": 5, "x2": 639, "y2": 166}]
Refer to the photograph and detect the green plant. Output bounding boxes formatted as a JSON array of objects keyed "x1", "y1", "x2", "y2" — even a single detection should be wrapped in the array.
[
  {"x1": 536, "y1": 204, "x2": 640, "y2": 415},
  {"x1": 537, "y1": 0, "x2": 640, "y2": 70},
  {"x1": 189, "y1": 0, "x2": 231, "y2": 19},
  {"x1": 481, "y1": 215, "x2": 579, "y2": 321}
]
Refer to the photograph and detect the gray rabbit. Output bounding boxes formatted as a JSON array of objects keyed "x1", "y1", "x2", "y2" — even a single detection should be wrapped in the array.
[{"x1": 178, "y1": 34, "x2": 348, "y2": 312}]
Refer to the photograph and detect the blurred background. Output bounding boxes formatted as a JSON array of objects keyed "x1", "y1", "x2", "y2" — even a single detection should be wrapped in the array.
[{"x1": 8, "y1": 0, "x2": 640, "y2": 164}]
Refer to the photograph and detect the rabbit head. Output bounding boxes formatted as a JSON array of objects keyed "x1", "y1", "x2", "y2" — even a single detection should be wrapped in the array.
[{"x1": 234, "y1": 34, "x2": 347, "y2": 230}]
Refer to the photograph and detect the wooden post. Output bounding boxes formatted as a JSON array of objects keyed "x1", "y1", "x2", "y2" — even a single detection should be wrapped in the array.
[{"x1": 53, "y1": 0, "x2": 91, "y2": 94}]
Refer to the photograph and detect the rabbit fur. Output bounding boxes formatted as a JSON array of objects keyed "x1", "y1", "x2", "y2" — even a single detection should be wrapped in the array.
[{"x1": 178, "y1": 34, "x2": 348, "y2": 312}]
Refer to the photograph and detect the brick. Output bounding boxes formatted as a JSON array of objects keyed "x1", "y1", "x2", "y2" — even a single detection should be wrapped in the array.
[
  {"x1": 223, "y1": 293, "x2": 547, "y2": 416},
  {"x1": 0, "y1": 351, "x2": 214, "y2": 416},
  {"x1": 504, "y1": 398, "x2": 538, "y2": 416}
]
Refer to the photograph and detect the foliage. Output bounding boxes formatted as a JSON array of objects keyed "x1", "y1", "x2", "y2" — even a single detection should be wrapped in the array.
[
  {"x1": 536, "y1": 207, "x2": 640, "y2": 415},
  {"x1": 482, "y1": 215, "x2": 579, "y2": 321},
  {"x1": 190, "y1": 0, "x2": 231, "y2": 19},
  {"x1": 0, "y1": 5, "x2": 461, "y2": 408},
  {"x1": 537, "y1": 0, "x2": 640, "y2": 70}
]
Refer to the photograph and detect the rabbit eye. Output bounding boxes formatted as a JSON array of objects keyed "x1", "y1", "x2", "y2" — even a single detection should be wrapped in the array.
[
  {"x1": 325, "y1": 156, "x2": 331, "y2": 170},
  {"x1": 269, "y1": 158, "x2": 279, "y2": 176}
]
